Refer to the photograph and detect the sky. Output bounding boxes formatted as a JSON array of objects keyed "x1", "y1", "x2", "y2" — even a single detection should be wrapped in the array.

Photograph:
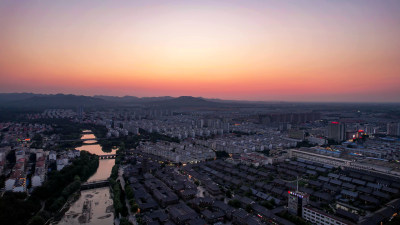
[{"x1": 0, "y1": 0, "x2": 399, "y2": 102}]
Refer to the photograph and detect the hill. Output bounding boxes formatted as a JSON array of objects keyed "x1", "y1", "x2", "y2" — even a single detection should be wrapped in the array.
[{"x1": 0, "y1": 93, "x2": 108, "y2": 109}]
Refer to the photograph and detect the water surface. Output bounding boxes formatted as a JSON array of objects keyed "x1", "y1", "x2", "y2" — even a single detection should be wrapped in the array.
[{"x1": 58, "y1": 130, "x2": 115, "y2": 225}]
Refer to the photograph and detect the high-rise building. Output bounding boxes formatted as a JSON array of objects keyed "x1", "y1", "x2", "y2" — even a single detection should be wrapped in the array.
[
  {"x1": 365, "y1": 124, "x2": 375, "y2": 134},
  {"x1": 387, "y1": 123, "x2": 400, "y2": 136},
  {"x1": 328, "y1": 122, "x2": 346, "y2": 142},
  {"x1": 77, "y1": 106, "x2": 84, "y2": 120},
  {"x1": 288, "y1": 191, "x2": 309, "y2": 216},
  {"x1": 279, "y1": 122, "x2": 291, "y2": 131},
  {"x1": 199, "y1": 119, "x2": 204, "y2": 128}
]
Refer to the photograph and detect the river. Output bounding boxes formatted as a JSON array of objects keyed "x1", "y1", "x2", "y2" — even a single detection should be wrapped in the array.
[{"x1": 58, "y1": 130, "x2": 116, "y2": 225}]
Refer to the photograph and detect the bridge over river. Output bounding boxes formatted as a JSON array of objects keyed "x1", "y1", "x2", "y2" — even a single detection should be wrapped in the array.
[
  {"x1": 80, "y1": 180, "x2": 109, "y2": 190},
  {"x1": 57, "y1": 137, "x2": 106, "y2": 142},
  {"x1": 98, "y1": 154, "x2": 117, "y2": 159}
]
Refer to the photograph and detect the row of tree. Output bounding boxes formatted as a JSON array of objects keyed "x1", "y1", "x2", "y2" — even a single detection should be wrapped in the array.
[
  {"x1": 125, "y1": 183, "x2": 139, "y2": 213},
  {"x1": 110, "y1": 178, "x2": 129, "y2": 217}
]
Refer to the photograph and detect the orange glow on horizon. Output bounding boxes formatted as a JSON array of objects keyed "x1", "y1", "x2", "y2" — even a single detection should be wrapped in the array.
[{"x1": 0, "y1": 0, "x2": 399, "y2": 102}]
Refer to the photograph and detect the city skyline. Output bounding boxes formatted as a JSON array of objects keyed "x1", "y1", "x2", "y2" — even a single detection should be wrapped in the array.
[
  {"x1": 2, "y1": 92, "x2": 400, "y2": 104},
  {"x1": 1, "y1": 0, "x2": 400, "y2": 102}
]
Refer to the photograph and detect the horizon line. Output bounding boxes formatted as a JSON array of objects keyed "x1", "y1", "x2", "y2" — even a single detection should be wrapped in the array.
[{"x1": 1, "y1": 92, "x2": 399, "y2": 104}]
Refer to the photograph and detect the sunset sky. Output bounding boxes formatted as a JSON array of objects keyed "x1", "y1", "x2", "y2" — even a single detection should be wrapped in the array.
[{"x1": 0, "y1": 0, "x2": 399, "y2": 102}]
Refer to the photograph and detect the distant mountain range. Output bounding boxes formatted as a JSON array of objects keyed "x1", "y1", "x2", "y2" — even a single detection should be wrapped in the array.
[
  {"x1": 0, "y1": 93, "x2": 247, "y2": 109},
  {"x1": 94, "y1": 95, "x2": 175, "y2": 103},
  {"x1": 0, "y1": 93, "x2": 108, "y2": 108},
  {"x1": 0, "y1": 93, "x2": 398, "y2": 111},
  {"x1": 144, "y1": 96, "x2": 228, "y2": 108}
]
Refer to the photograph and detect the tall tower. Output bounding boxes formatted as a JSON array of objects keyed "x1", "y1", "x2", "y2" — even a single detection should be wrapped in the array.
[
  {"x1": 77, "y1": 106, "x2": 84, "y2": 121},
  {"x1": 328, "y1": 122, "x2": 345, "y2": 142},
  {"x1": 288, "y1": 191, "x2": 309, "y2": 216},
  {"x1": 387, "y1": 123, "x2": 400, "y2": 136}
]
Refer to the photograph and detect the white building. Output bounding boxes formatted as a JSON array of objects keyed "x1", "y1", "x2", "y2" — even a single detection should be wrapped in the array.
[
  {"x1": 74, "y1": 150, "x2": 80, "y2": 157},
  {"x1": 289, "y1": 149, "x2": 350, "y2": 167},
  {"x1": 31, "y1": 175, "x2": 42, "y2": 187},
  {"x1": 56, "y1": 157, "x2": 68, "y2": 171},
  {"x1": 302, "y1": 206, "x2": 354, "y2": 225},
  {"x1": 67, "y1": 150, "x2": 75, "y2": 159},
  {"x1": 35, "y1": 149, "x2": 44, "y2": 160},
  {"x1": 5, "y1": 178, "x2": 15, "y2": 191},
  {"x1": 48, "y1": 151, "x2": 57, "y2": 161}
]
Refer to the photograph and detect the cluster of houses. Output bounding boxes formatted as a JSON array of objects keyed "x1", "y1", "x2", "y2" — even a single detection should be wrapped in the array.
[
  {"x1": 0, "y1": 122, "x2": 53, "y2": 146},
  {"x1": 5, "y1": 148, "x2": 37, "y2": 192},
  {"x1": 26, "y1": 109, "x2": 77, "y2": 120},
  {"x1": 5, "y1": 148, "x2": 31, "y2": 192},
  {"x1": 3, "y1": 148, "x2": 81, "y2": 193},
  {"x1": 123, "y1": 152, "x2": 224, "y2": 224},
  {"x1": 239, "y1": 152, "x2": 286, "y2": 167},
  {"x1": 179, "y1": 157, "x2": 400, "y2": 225},
  {"x1": 124, "y1": 151, "x2": 287, "y2": 225},
  {"x1": 118, "y1": 116, "x2": 230, "y2": 140},
  {"x1": 194, "y1": 131, "x2": 299, "y2": 155},
  {"x1": 138, "y1": 141, "x2": 216, "y2": 164},
  {"x1": 31, "y1": 149, "x2": 46, "y2": 187},
  {"x1": 53, "y1": 150, "x2": 80, "y2": 171}
]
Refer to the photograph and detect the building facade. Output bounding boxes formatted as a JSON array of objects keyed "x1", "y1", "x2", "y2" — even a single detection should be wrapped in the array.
[{"x1": 328, "y1": 122, "x2": 346, "y2": 142}]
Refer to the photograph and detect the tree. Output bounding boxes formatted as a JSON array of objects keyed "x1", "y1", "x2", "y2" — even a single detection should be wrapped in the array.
[
  {"x1": 226, "y1": 190, "x2": 232, "y2": 198},
  {"x1": 119, "y1": 142, "x2": 126, "y2": 151},
  {"x1": 228, "y1": 199, "x2": 241, "y2": 208},
  {"x1": 131, "y1": 203, "x2": 139, "y2": 213},
  {"x1": 28, "y1": 216, "x2": 45, "y2": 225},
  {"x1": 244, "y1": 190, "x2": 252, "y2": 197},
  {"x1": 49, "y1": 196, "x2": 65, "y2": 212},
  {"x1": 0, "y1": 192, "x2": 40, "y2": 225},
  {"x1": 269, "y1": 198, "x2": 276, "y2": 205},
  {"x1": 6, "y1": 150, "x2": 16, "y2": 165},
  {"x1": 261, "y1": 150, "x2": 270, "y2": 156},
  {"x1": 61, "y1": 180, "x2": 81, "y2": 198},
  {"x1": 245, "y1": 204, "x2": 252, "y2": 213},
  {"x1": 120, "y1": 217, "x2": 133, "y2": 225},
  {"x1": 296, "y1": 140, "x2": 315, "y2": 148},
  {"x1": 110, "y1": 164, "x2": 119, "y2": 180},
  {"x1": 215, "y1": 151, "x2": 229, "y2": 159},
  {"x1": 125, "y1": 185, "x2": 134, "y2": 200},
  {"x1": 261, "y1": 201, "x2": 273, "y2": 209}
]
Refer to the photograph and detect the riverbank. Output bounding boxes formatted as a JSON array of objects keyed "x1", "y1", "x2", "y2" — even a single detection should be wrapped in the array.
[{"x1": 57, "y1": 130, "x2": 116, "y2": 225}]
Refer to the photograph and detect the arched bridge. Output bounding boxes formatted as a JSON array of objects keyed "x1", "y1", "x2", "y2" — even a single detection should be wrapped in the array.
[
  {"x1": 98, "y1": 154, "x2": 117, "y2": 159},
  {"x1": 81, "y1": 138, "x2": 98, "y2": 141},
  {"x1": 57, "y1": 138, "x2": 105, "y2": 142},
  {"x1": 81, "y1": 180, "x2": 109, "y2": 190}
]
